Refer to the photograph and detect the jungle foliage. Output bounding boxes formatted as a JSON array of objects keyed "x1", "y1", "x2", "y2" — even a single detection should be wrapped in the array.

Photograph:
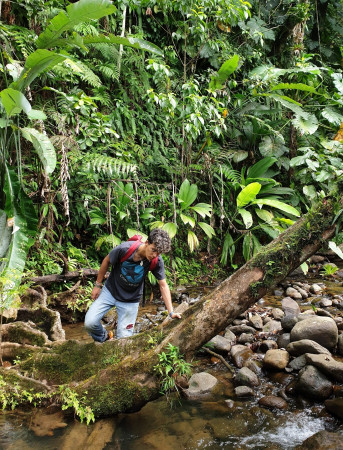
[{"x1": 0, "y1": 0, "x2": 343, "y2": 296}]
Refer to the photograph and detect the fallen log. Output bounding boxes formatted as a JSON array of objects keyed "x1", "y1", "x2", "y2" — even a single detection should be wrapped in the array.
[
  {"x1": 4, "y1": 195, "x2": 339, "y2": 417},
  {"x1": 29, "y1": 269, "x2": 108, "y2": 286}
]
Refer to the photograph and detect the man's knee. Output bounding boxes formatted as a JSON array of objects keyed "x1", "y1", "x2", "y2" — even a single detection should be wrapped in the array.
[{"x1": 84, "y1": 312, "x2": 98, "y2": 332}]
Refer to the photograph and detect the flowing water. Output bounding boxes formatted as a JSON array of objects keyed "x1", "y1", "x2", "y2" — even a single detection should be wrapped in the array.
[{"x1": 1, "y1": 277, "x2": 343, "y2": 449}]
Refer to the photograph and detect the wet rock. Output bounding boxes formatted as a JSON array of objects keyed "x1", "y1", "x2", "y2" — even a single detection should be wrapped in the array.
[
  {"x1": 286, "y1": 287, "x2": 303, "y2": 299},
  {"x1": 281, "y1": 315, "x2": 298, "y2": 332},
  {"x1": 287, "y1": 339, "x2": 331, "y2": 357},
  {"x1": 264, "y1": 349, "x2": 290, "y2": 370},
  {"x1": 333, "y1": 385, "x2": 343, "y2": 397},
  {"x1": 295, "y1": 430, "x2": 343, "y2": 449},
  {"x1": 272, "y1": 308, "x2": 284, "y2": 320},
  {"x1": 337, "y1": 335, "x2": 343, "y2": 356},
  {"x1": 277, "y1": 333, "x2": 291, "y2": 349},
  {"x1": 325, "y1": 398, "x2": 343, "y2": 420},
  {"x1": 294, "y1": 287, "x2": 309, "y2": 299},
  {"x1": 263, "y1": 319, "x2": 282, "y2": 333},
  {"x1": 238, "y1": 333, "x2": 254, "y2": 344},
  {"x1": 208, "y1": 335, "x2": 232, "y2": 353},
  {"x1": 29, "y1": 408, "x2": 67, "y2": 437},
  {"x1": 243, "y1": 358, "x2": 263, "y2": 375},
  {"x1": 234, "y1": 386, "x2": 255, "y2": 397},
  {"x1": 248, "y1": 314, "x2": 263, "y2": 330},
  {"x1": 281, "y1": 297, "x2": 301, "y2": 317},
  {"x1": 309, "y1": 255, "x2": 325, "y2": 264},
  {"x1": 235, "y1": 367, "x2": 259, "y2": 387},
  {"x1": 288, "y1": 355, "x2": 307, "y2": 371},
  {"x1": 318, "y1": 298, "x2": 333, "y2": 308},
  {"x1": 229, "y1": 324, "x2": 256, "y2": 335},
  {"x1": 258, "y1": 395, "x2": 288, "y2": 410},
  {"x1": 295, "y1": 365, "x2": 333, "y2": 400},
  {"x1": 260, "y1": 340, "x2": 278, "y2": 352},
  {"x1": 304, "y1": 353, "x2": 343, "y2": 383},
  {"x1": 268, "y1": 372, "x2": 294, "y2": 386},
  {"x1": 223, "y1": 329, "x2": 236, "y2": 345},
  {"x1": 290, "y1": 316, "x2": 338, "y2": 350},
  {"x1": 231, "y1": 345, "x2": 254, "y2": 368},
  {"x1": 310, "y1": 284, "x2": 323, "y2": 295},
  {"x1": 184, "y1": 373, "x2": 218, "y2": 399}
]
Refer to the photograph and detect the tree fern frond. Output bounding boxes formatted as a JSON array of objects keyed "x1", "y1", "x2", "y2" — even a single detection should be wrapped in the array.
[
  {"x1": 81, "y1": 154, "x2": 137, "y2": 177},
  {"x1": 96, "y1": 62, "x2": 119, "y2": 81},
  {"x1": 90, "y1": 42, "x2": 120, "y2": 60},
  {"x1": 220, "y1": 164, "x2": 241, "y2": 182},
  {"x1": 73, "y1": 22, "x2": 99, "y2": 36},
  {"x1": 64, "y1": 59, "x2": 102, "y2": 87}
]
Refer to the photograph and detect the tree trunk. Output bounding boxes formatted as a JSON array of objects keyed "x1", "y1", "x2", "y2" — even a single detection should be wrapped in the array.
[{"x1": 5, "y1": 195, "x2": 339, "y2": 417}]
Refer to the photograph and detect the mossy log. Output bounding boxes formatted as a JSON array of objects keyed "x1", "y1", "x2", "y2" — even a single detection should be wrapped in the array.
[{"x1": 6, "y1": 196, "x2": 339, "y2": 417}]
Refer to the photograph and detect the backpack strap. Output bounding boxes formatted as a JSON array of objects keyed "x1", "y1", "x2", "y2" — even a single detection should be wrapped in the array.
[
  {"x1": 120, "y1": 238, "x2": 142, "y2": 263},
  {"x1": 149, "y1": 256, "x2": 158, "y2": 272}
]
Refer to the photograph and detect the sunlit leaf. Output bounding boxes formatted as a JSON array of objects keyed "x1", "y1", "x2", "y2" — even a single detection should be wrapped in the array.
[
  {"x1": 237, "y1": 183, "x2": 261, "y2": 208},
  {"x1": 198, "y1": 222, "x2": 215, "y2": 238},
  {"x1": 238, "y1": 209, "x2": 253, "y2": 229},
  {"x1": 187, "y1": 230, "x2": 199, "y2": 252},
  {"x1": 252, "y1": 198, "x2": 300, "y2": 217}
]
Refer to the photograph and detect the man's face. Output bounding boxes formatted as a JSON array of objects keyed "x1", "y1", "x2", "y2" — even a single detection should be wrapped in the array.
[{"x1": 145, "y1": 242, "x2": 160, "y2": 261}]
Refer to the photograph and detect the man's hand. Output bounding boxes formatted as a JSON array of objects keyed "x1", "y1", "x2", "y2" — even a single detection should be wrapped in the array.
[
  {"x1": 91, "y1": 286, "x2": 101, "y2": 300},
  {"x1": 170, "y1": 312, "x2": 182, "y2": 319}
]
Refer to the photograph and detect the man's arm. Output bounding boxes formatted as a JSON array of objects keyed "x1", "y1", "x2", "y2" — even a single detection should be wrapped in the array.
[
  {"x1": 91, "y1": 254, "x2": 111, "y2": 300},
  {"x1": 158, "y1": 279, "x2": 182, "y2": 319}
]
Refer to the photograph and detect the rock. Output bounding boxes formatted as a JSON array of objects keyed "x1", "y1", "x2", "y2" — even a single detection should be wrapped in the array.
[
  {"x1": 281, "y1": 315, "x2": 298, "y2": 332},
  {"x1": 234, "y1": 367, "x2": 259, "y2": 387},
  {"x1": 248, "y1": 314, "x2": 263, "y2": 330},
  {"x1": 243, "y1": 359, "x2": 263, "y2": 375},
  {"x1": 295, "y1": 430, "x2": 343, "y2": 449},
  {"x1": 184, "y1": 373, "x2": 218, "y2": 399},
  {"x1": 325, "y1": 398, "x2": 343, "y2": 420},
  {"x1": 1, "y1": 322, "x2": 51, "y2": 346},
  {"x1": 318, "y1": 298, "x2": 333, "y2": 308},
  {"x1": 208, "y1": 335, "x2": 232, "y2": 353},
  {"x1": 287, "y1": 339, "x2": 331, "y2": 357},
  {"x1": 288, "y1": 354, "x2": 307, "y2": 371},
  {"x1": 310, "y1": 284, "x2": 323, "y2": 294},
  {"x1": 238, "y1": 333, "x2": 254, "y2": 344},
  {"x1": 229, "y1": 324, "x2": 256, "y2": 335},
  {"x1": 305, "y1": 353, "x2": 343, "y2": 382},
  {"x1": 337, "y1": 335, "x2": 343, "y2": 356},
  {"x1": 263, "y1": 320, "x2": 282, "y2": 333},
  {"x1": 274, "y1": 289, "x2": 284, "y2": 296},
  {"x1": 295, "y1": 365, "x2": 333, "y2": 400},
  {"x1": 272, "y1": 308, "x2": 284, "y2": 320},
  {"x1": 234, "y1": 386, "x2": 255, "y2": 397},
  {"x1": 258, "y1": 395, "x2": 288, "y2": 410},
  {"x1": 277, "y1": 333, "x2": 291, "y2": 349},
  {"x1": 231, "y1": 345, "x2": 254, "y2": 368},
  {"x1": 263, "y1": 316, "x2": 272, "y2": 324},
  {"x1": 286, "y1": 287, "x2": 303, "y2": 299},
  {"x1": 264, "y1": 349, "x2": 289, "y2": 370},
  {"x1": 259, "y1": 340, "x2": 278, "y2": 352},
  {"x1": 290, "y1": 316, "x2": 338, "y2": 350},
  {"x1": 223, "y1": 329, "x2": 236, "y2": 344},
  {"x1": 268, "y1": 372, "x2": 294, "y2": 386},
  {"x1": 309, "y1": 255, "x2": 326, "y2": 264},
  {"x1": 29, "y1": 409, "x2": 67, "y2": 437},
  {"x1": 316, "y1": 308, "x2": 334, "y2": 318},
  {"x1": 281, "y1": 297, "x2": 301, "y2": 316},
  {"x1": 294, "y1": 287, "x2": 309, "y2": 299}
]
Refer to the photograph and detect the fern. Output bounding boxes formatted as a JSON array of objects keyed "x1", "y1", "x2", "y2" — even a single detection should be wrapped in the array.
[
  {"x1": 73, "y1": 22, "x2": 99, "y2": 36},
  {"x1": 92, "y1": 87, "x2": 112, "y2": 107},
  {"x1": 64, "y1": 59, "x2": 102, "y2": 88},
  {"x1": 95, "y1": 62, "x2": 119, "y2": 81},
  {"x1": 90, "y1": 43, "x2": 120, "y2": 60},
  {"x1": 220, "y1": 164, "x2": 241, "y2": 182},
  {"x1": 81, "y1": 154, "x2": 137, "y2": 177}
]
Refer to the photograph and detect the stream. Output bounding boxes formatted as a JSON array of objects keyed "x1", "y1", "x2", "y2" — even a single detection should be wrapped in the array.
[{"x1": 0, "y1": 275, "x2": 343, "y2": 449}]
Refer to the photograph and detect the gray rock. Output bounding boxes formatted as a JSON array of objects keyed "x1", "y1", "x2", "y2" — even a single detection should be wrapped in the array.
[
  {"x1": 263, "y1": 316, "x2": 272, "y2": 324},
  {"x1": 281, "y1": 297, "x2": 301, "y2": 317},
  {"x1": 295, "y1": 365, "x2": 332, "y2": 400},
  {"x1": 286, "y1": 287, "x2": 303, "y2": 299},
  {"x1": 208, "y1": 335, "x2": 232, "y2": 353},
  {"x1": 274, "y1": 289, "x2": 284, "y2": 297},
  {"x1": 224, "y1": 329, "x2": 236, "y2": 344},
  {"x1": 305, "y1": 353, "x2": 343, "y2": 382},
  {"x1": 286, "y1": 339, "x2": 331, "y2": 357},
  {"x1": 325, "y1": 398, "x2": 343, "y2": 420},
  {"x1": 238, "y1": 333, "x2": 254, "y2": 344},
  {"x1": 263, "y1": 319, "x2": 282, "y2": 333},
  {"x1": 229, "y1": 324, "x2": 256, "y2": 335},
  {"x1": 296, "y1": 430, "x2": 343, "y2": 449},
  {"x1": 264, "y1": 349, "x2": 290, "y2": 370},
  {"x1": 259, "y1": 339, "x2": 278, "y2": 352},
  {"x1": 290, "y1": 316, "x2": 338, "y2": 350},
  {"x1": 272, "y1": 308, "x2": 284, "y2": 320},
  {"x1": 281, "y1": 315, "x2": 298, "y2": 332},
  {"x1": 294, "y1": 286, "x2": 309, "y2": 299},
  {"x1": 310, "y1": 284, "x2": 323, "y2": 294},
  {"x1": 258, "y1": 395, "x2": 288, "y2": 410},
  {"x1": 248, "y1": 314, "x2": 263, "y2": 330},
  {"x1": 337, "y1": 334, "x2": 343, "y2": 356},
  {"x1": 309, "y1": 255, "x2": 325, "y2": 264},
  {"x1": 234, "y1": 386, "x2": 255, "y2": 397},
  {"x1": 235, "y1": 366, "x2": 259, "y2": 387},
  {"x1": 243, "y1": 359, "x2": 263, "y2": 375},
  {"x1": 184, "y1": 373, "x2": 218, "y2": 398},
  {"x1": 231, "y1": 345, "x2": 254, "y2": 368},
  {"x1": 318, "y1": 298, "x2": 333, "y2": 308},
  {"x1": 277, "y1": 333, "x2": 291, "y2": 349},
  {"x1": 288, "y1": 354, "x2": 307, "y2": 371}
]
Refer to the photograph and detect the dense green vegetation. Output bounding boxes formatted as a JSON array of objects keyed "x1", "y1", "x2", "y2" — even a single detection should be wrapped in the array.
[{"x1": 1, "y1": 0, "x2": 343, "y2": 310}]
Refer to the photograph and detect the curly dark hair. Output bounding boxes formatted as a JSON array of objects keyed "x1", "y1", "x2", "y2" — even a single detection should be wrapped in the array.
[{"x1": 148, "y1": 228, "x2": 171, "y2": 254}]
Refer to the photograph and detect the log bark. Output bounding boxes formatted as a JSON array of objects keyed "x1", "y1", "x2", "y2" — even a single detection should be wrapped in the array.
[
  {"x1": 4, "y1": 195, "x2": 339, "y2": 417},
  {"x1": 29, "y1": 269, "x2": 104, "y2": 286}
]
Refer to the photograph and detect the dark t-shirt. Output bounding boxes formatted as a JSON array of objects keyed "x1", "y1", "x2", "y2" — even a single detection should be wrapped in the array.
[{"x1": 105, "y1": 242, "x2": 166, "y2": 303}]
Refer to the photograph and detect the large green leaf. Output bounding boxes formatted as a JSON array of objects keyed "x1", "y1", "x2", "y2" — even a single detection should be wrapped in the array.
[
  {"x1": 209, "y1": 54, "x2": 240, "y2": 90},
  {"x1": 84, "y1": 35, "x2": 163, "y2": 56},
  {"x1": 191, "y1": 203, "x2": 212, "y2": 218},
  {"x1": 321, "y1": 107, "x2": 343, "y2": 126},
  {"x1": 238, "y1": 209, "x2": 253, "y2": 229},
  {"x1": 180, "y1": 213, "x2": 195, "y2": 227},
  {"x1": 178, "y1": 179, "x2": 197, "y2": 210},
  {"x1": 187, "y1": 230, "x2": 199, "y2": 252},
  {"x1": 0, "y1": 210, "x2": 12, "y2": 259},
  {"x1": 220, "y1": 232, "x2": 236, "y2": 267},
  {"x1": 255, "y1": 209, "x2": 274, "y2": 223},
  {"x1": 247, "y1": 157, "x2": 277, "y2": 179},
  {"x1": 162, "y1": 222, "x2": 177, "y2": 239},
  {"x1": 36, "y1": 0, "x2": 117, "y2": 49},
  {"x1": 237, "y1": 183, "x2": 261, "y2": 208},
  {"x1": 328, "y1": 241, "x2": 343, "y2": 260},
  {"x1": 252, "y1": 198, "x2": 300, "y2": 217},
  {"x1": 271, "y1": 83, "x2": 317, "y2": 94},
  {"x1": 21, "y1": 127, "x2": 56, "y2": 174},
  {"x1": 198, "y1": 222, "x2": 215, "y2": 238},
  {"x1": 292, "y1": 114, "x2": 318, "y2": 135},
  {"x1": 0, "y1": 89, "x2": 31, "y2": 117}
]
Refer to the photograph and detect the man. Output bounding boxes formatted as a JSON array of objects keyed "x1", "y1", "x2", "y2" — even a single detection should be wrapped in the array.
[{"x1": 85, "y1": 228, "x2": 181, "y2": 342}]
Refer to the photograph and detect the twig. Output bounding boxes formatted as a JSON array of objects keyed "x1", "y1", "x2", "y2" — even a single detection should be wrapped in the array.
[{"x1": 202, "y1": 347, "x2": 235, "y2": 373}]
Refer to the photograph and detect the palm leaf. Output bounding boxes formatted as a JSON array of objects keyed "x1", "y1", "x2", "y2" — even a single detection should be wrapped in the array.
[
  {"x1": 81, "y1": 154, "x2": 136, "y2": 177},
  {"x1": 84, "y1": 34, "x2": 163, "y2": 56},
  {"x1": 252, "y1": 198, "x2": 300, "y2": 217},
  {"x1": 236, "y1": 183, "x2": 261, "y2": 208},
  {"x1": 198, "y1": 222, "x2": 215, "y2": 238},
  {"x1": 21, "y1": 127, "x2": 56, "y2": 174},
  {"x1": 247, "y1": 157, "x2": 277, "y2": 179},
  {"x1": 178, "y1": 179, "x2": 197, "y2": 210},
  {"x1": 187, "y1": 230, "x2": 199, "y2": 252}
]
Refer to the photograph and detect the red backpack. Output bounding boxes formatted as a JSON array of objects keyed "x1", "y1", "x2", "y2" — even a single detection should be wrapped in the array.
[{"x1": 120, "y1": 235, "x2": 158, "y2": 271}]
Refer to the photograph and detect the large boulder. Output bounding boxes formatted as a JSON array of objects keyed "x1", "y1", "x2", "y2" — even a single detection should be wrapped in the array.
[
  {"x1": 295, "y1": 365, "x2": 333, "y2": 400},
  {"x1": 304, "y1": 353, "x2": 343, "y2": 383},
  {"x1": 295, "y1": 430, "x2": 343, "y2": 449},
  {"x1": 290, "y1": 317, "x2": 338, "y2": 350},
  {"x1": 287, "y1": 339, "x2": 331, "y2": 357}
]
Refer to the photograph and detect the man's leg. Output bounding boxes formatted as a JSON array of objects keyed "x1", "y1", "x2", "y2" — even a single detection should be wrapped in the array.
[
  {"x1": 114, "y1": 300, "x2": 139, "y2": 338},
  {"x1": 84, "y1": 285, "x2": 115, "y2": 342}
]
